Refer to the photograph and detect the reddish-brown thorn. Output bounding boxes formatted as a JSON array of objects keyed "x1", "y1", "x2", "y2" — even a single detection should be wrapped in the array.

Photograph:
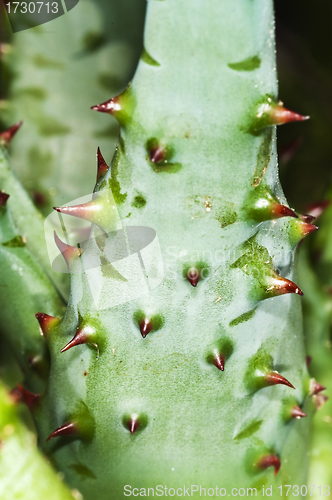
[
  {"x1": 11, "y1": 384, "x2": 40, "y2": 410},
  {"x1": 291, "y1": 405, "x2": 307, "y2": 419},
  {"x1": 46, "y1": 422, "x2": 77, "y2": 442},
  {"x1": 149, "y1": 145, "x2": 165, "y2": 164},
  {"x1": 272, "y1": 204, "x2": 298, "y2": 219},
  {"x1": 35, "y1": 312, "x2": 58, "y2": 336},
  {"x1": 97, "y1": 147, "x2": 109, "y2": 181},
  {"x1": 213, "y1": 354, "x2": 225, "y2": 371},
  {"x1": 54, "y1": 231, "x2": 81, "y2": 265},
  {"x1": 258, "y1": 455, "x2": 281, "y2": 476},
  {"x1": 299, "y1": 214, "x2": 316, "y2": 224},
  {"x1": 128, "y1": 417, "x2": 140, "y2": 434},
  {"x1": 139, "y1": 318, "x2": 152, "y2": 338},
  {"x1": 300, "y1": 222, "x2": 319, "y2": 237},
  {"x1": 310, "y1": 379, "x2": 326, "y2": 395},
  {"x1": 0, "y1": 121, "x2": 23, "y2": 144},
  {"x1": 61, "y1": 327, "x2": 92, "y2": 353},
  {"x1": 265, "y1": 371, "x2": 295, "y2": 389},
  {"x1": 306, "y1": 355, "x2": 312, "y2": 368},
  {"x1": 187, "y1": 267, "x2": 200, "y2": 287},
  {"x1": 272, "y1": 105, "x2": 309, "y2": 125},
  {"x1": 91, "y1": 97, "x2": 120, "y2": 114},
  {"x1": 0, "y1": 192, "x2": 9, "y2": 207},
  {"x1": 284, "y1": 280, "x2": 303, "y2": 296},
  {"x1": 267, "y1": 276, "x2": 303, "y2": 297},
  {"x1": 54, "y1": 202, "x2": 99, "y2": 226}
]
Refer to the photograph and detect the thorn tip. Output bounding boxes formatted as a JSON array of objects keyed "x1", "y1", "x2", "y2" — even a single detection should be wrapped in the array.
[
  {"x1": 96, "y1": 147, "x2": 109, "y2": 181},
  {"x1": 139, "y1": 318, "x2": 152, "y2": 338},
  {"x1": 35, "y1": 312, "x2": 59, "y2": 336},
  {"x1": 187, "y1": 267, "x2": 200, "y2": 287},
  {"x1": 291, "y1": 405, "x2": 307, "y2": 419},
  {"x1": 11, "y1": 384, "x2": 40, "y2": 410},
  {"x1": 213, "y1": 354, "x2": 225, "y2": 371},
  {"x1": 258, "y1": 455, "x2": 281, "y2": 476},
  {"x1": 270, "y1": 104, "x2": 309, "y2": 126},
  {"x1": 265, "y1": 371, "x2": 295, "y2": 389},
  {"x1": 128, "y1": 416, "x2": 140, "y2": 434},
  {"x1": 273, "y1": 204, "x2": 298, "y2": 219},
  {"x1": 61, "y1": 325, "x2": 95, "y2": 353},
  {"x1": 0, "y1": 192, "x2": 10, "y2": 207},
  {"x1": 266, "y1": 276, "x2": 303, "y2": 297},
  {"x1": 0, "y1": 121, "x2": 23, "y2": 144},
  {"x1": 310, "y1": 379, "x2": 326, "y2": 395},
  {"x1": 46, "y1": 422, "x2": 77, "y2": 442},
  {"x1": 54, "y1": 231, "x2": 81, "y2": 266},
  {"x1": 91, "y1": 97, "x2": 121, "y2": 114}
]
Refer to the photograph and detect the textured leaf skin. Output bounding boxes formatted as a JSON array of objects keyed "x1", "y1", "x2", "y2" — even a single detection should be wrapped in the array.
[
  {"x1": 0, "y1": 145, "x2": 69, "y2": 298},
  {"x1": 0, "y1": 145, "x2": 65, "y2": 392},
  {"x1": 24, "y1": 1, "x2": 314, "y2": 498},
  {"x1": 0, "y1": 381, "x2": 77, "y2": 500}
]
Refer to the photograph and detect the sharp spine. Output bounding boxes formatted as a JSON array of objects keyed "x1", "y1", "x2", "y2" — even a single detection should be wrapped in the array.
[
  {"x1": 258, "y1": 454, "x2": 281, "y2": 476},
  {"x1": 299, "y1": 222, "x2": 318, "y2": 237},
  {"x1": 35, "y1": 312, "x2": 59, "y2": 336},
  {"x1": 187, "y1": 267, "x2": 200, "y2": 287},
  {"x1": 128, "y1": 416, "x2": 140, "y2": 434},
  {"x1": 0, "y1": 121, "x2": 23, "y2": 145},
  {"x1": 299, "y1": 214, "x2": 316, "y2": 224},
  {"x1": 265, "y1": 276, "x2": 303, "y2": 297},
  {"x1": 291, "y1": 405, "x2": 307, "y2": 419},
  {"x1": 46, "y1": 422, "x2": 77, "y2": 441},
  {"x1": 272, "y1": 204, "x2": 298, "y2": 219},
  {"x1": 54, "y1": 231, "x2": 81, "y2": 266},
  {"x1": 269, "y1": 104, "x2": 309, "y2": 125},
  {"x1": 265, "y1": 371, "x2": 295, "y2": 389},
  {"x1": 54, "y1": 189, "x2": 120, "y2": 232},
  {"x1": 0, "y1": 192, "x2": 10, "y2": 207},
  {"x1": 91, "y1": 97, "x2": 121, "y2": 115},
  {"x1": 11, "y1": 384, "x2": 40, "y2": 410},
  {"x1": 213, "y1": 354, "x2": 225, "y2": 371},
  {"x1": 61, "y1": 325, "x2": 96, "y2": 352},
  {"x1": 150, "y1": 145, "x2": 166, "y2": 164},
  {"x1": 96, "y1": 147, "x2": 109, "y2": 181},
  {"x1": 310, "y1": 379, "x2": 326, "y2": 395},
  {"x1": 139, "y1": 318, "x2": 152, "y2": 338}
]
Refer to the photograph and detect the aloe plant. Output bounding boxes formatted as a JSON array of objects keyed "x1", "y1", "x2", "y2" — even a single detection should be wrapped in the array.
[{"x1": 0, "y1": 0, "x2": 327, "y2": 498}]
